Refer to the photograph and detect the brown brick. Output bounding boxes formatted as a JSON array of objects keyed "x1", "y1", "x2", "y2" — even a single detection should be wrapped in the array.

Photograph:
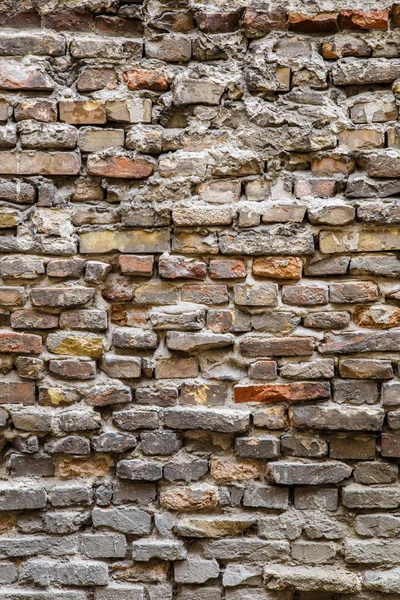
[
  {"x1": 181, "y1": 284, "x2": 228, "y2": 305},
  {"x1": 49, "y1": 359, "x2": 96, "y2": 380},
  {"x1": 240, "y1": 337, "x2": 315, "y2": 358},
  {"x1": 0, "y1": 382, "x2": 35, "y2": 404},
  {"x1": 248, "y1": 361, "x2": 278, "y2": 381},
  {"x1": 56, "y1": 456, "x2": 111, "y2": 478},
  {"x1": 392, "y1": 4, "x2": 400, "y2": 28},
  {"x1": 338, "y1": 10, "x2": 388, "y2": 30},
  {"x1": 77, "y1": 68, "x2": 117, "y2": 92},
  {"x1": 87, "y1": 154, "x2": 153, "y2": 179},
  {"x1": 0, "y1": 287, "x2": 24, "y2": 306},
  {"x1": 14, "y1": 99, "x2": 57, "y2": 123},
  {"x1": 78, "y1": 129, "x2": 124, "y2": 153},
  {"x1": 330, "y1": 435, "x2": 376, "y2": 459},
  {"x1": 381, "y1": 434, "x2": 400, "y2": 457},
  {"x1": 59, "y1": 100, "x2": 106, "y2": 125},
  {"x1": 194, "y1": 10, "x2": 241, "y2": 33},
  {"x1": 234, "y1": 382, "x2": 330, "y2": 404},
  {"x1": 243, "y1": 10, "x2": 286, "y2": 36},
  {"x1": 0, "y1": 152, "x2": 80, "y2": 176},
  {"x1": 253, "y1": 257, "x2": 302, "y2": 280},
  {"x1": 354, "y1": 305, "x2": 400, "y2": 329},
  {"x1": 288, "y1": 12, "x2": 338, "y2": 33},
  {"x1": 155, "y1": 357, "x2": 198, "y2": 379},
  {"x1": 123, "y1": 69, "x2": 168, "y2": 91},
  {"x1": 0, "y1": 332, "x2": 42, "y2": 354},
  {"x1": 95, "y1": 15, "x2": 143, "y2": 37}
]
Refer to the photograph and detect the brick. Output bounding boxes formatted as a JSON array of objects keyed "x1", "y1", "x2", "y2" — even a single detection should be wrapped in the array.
[
  {"x1": 146, "y1": 35, "x2": 191, "y2": 63},
  {"x1": 319, "y1": 330, "x2": 400, "y2": 354},
  {"x1": 47, "y1": 332, "x2": 103, "y2": 357},
  {"x1": 0, "y1": 60, "x2": 54, "y2": 90},
  {"x1": 209, "y1": 259, "x2": 246, "y2": 279},
  {"x1": 264, "y1": 565, "x2": 360, "y2": 593},
  {"x1": 155, "y1": 358, "x2": 198, "y2": 379},
  {"x1": 80, "y1": 229, "x2": 169, "y2": 254},
  {"x1": 78, "y1": 128, "x2": 124, "y2": 152},
  {"x1": 339, "y1": 358, "x2": 393, "y2": 379},
  {"x1": 288, "y1": 12, "x2": 337, "y2": 33},
  {"x1": 243, "y1": 10, "x2": 286, "y2": 36},
  {"x1": 0, "y1": 151, "x2": 80, "y2": 175},
  {"x1": 282, "y1": 284, "x2": 328, "y2": 306},
  {"x1": 31, "y1": 287, "x2": 94, "y2": 308},
  {"x1": 338, "y1": 10, "x2": 388, "y2": 30},
  {"x1": 252, "y1": 256, "x2": 302, "y2": 279},
  {"x1": 0, "y1": 382, "x2": 35, "y2": 404},
  {"x1": 11, "y1": 310, "x2": 59, "y2": 330},
  {"x1": 95, "y1": 15, "x2": 143, "y2": 37},
  {"x1": 290, "y1": 405, "x2": 385, "y2": 431},
  {"x1": 234, "y1": 382, "x2": 330, "y2": 403},
  {"x1": 330, "y1": 435, "x2": 376, "y2": 459},
  {"x1": 77, "y1": 68, "x2": 117, "y2": 92},
  {"x1": 0, "y1": 332, "x2": 42, "y2": 354},
  {"x1": 87, "y1": 154, "x2": 153, "y2": 179},
  {"x1": 106, "y1": 99, "x2": 152, "y2": 123},
  {"x1": 123, "y1": 69, "x2": 168, "y2": 91},
  {"x1": 240, "y1": 336, "x2": 314, "y2": 357}
]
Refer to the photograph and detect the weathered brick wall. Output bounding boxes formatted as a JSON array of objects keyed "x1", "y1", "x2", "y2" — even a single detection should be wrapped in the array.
[{"x1": 2, "y1": 0, "x2": 400, "y2": 598}]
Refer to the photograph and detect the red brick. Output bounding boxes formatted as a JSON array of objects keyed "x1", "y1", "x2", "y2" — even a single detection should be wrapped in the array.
[
  {"x1": 0, "y1": 382, "x2": 35, "y2": 404},
  {"x1": 338, "y1": 10, "x2": 388, "y2": 30},
  {"x1": 0, "y1": 332, "x2": 42, "y2": 354},
  {"x1": 123, "y1": 69, "x2": 168, "y2": 91},
  {"x1": 0, "y1": 152, "x2": 80, "y2": 176},
  {"x1": 0, "y1": 10, "x2": 40, "y2": 29},
  {"x1": 288, "y1": 12, "x2": 338, "y2": 34},
  {"x1": 234, "y1": 382, "x2": 330, "y2": 403},
  {"x1": 42, "y1": 11, "x2": 94, "y2": 31},
  {"x1": 87, "y1": 154, "x2": 153, "y2": 179},
  {"x1": 119, "y1": 255, "x2": 154, "y2": 276}
]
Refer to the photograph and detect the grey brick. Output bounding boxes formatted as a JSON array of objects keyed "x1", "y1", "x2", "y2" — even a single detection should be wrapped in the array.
[{"x1": 92, "y1": 507, "x2": 151, "y2": 534}]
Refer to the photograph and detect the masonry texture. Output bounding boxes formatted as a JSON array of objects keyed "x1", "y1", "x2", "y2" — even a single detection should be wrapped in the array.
[{"x1": 3, "y1": 0, "x2": 400, "y2": 598}]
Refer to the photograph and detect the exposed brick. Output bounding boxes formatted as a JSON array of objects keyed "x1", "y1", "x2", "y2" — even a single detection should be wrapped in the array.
[{"x1": 234, "y1": 382, "x2": 330, "y2": 403}]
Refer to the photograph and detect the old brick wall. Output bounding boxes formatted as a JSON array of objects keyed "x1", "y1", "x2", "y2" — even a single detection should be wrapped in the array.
[{"x1": 2, "y1": 0, "x2": 400, "y2": 598}]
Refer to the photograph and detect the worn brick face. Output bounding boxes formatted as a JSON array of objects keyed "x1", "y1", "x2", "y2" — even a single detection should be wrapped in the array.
[{"x1": 0, "y1": 2, "x2": 398, "y2": 597}]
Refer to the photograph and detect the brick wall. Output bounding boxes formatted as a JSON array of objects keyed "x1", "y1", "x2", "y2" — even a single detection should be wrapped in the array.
[{"x1": 0, "y1": 1, "x2": 400, "y2": 598}]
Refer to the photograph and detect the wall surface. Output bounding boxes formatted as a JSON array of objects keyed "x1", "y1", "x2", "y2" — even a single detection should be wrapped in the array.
[{"x1": 2, "y1": 1, "x2": 400, "y2": 599}]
